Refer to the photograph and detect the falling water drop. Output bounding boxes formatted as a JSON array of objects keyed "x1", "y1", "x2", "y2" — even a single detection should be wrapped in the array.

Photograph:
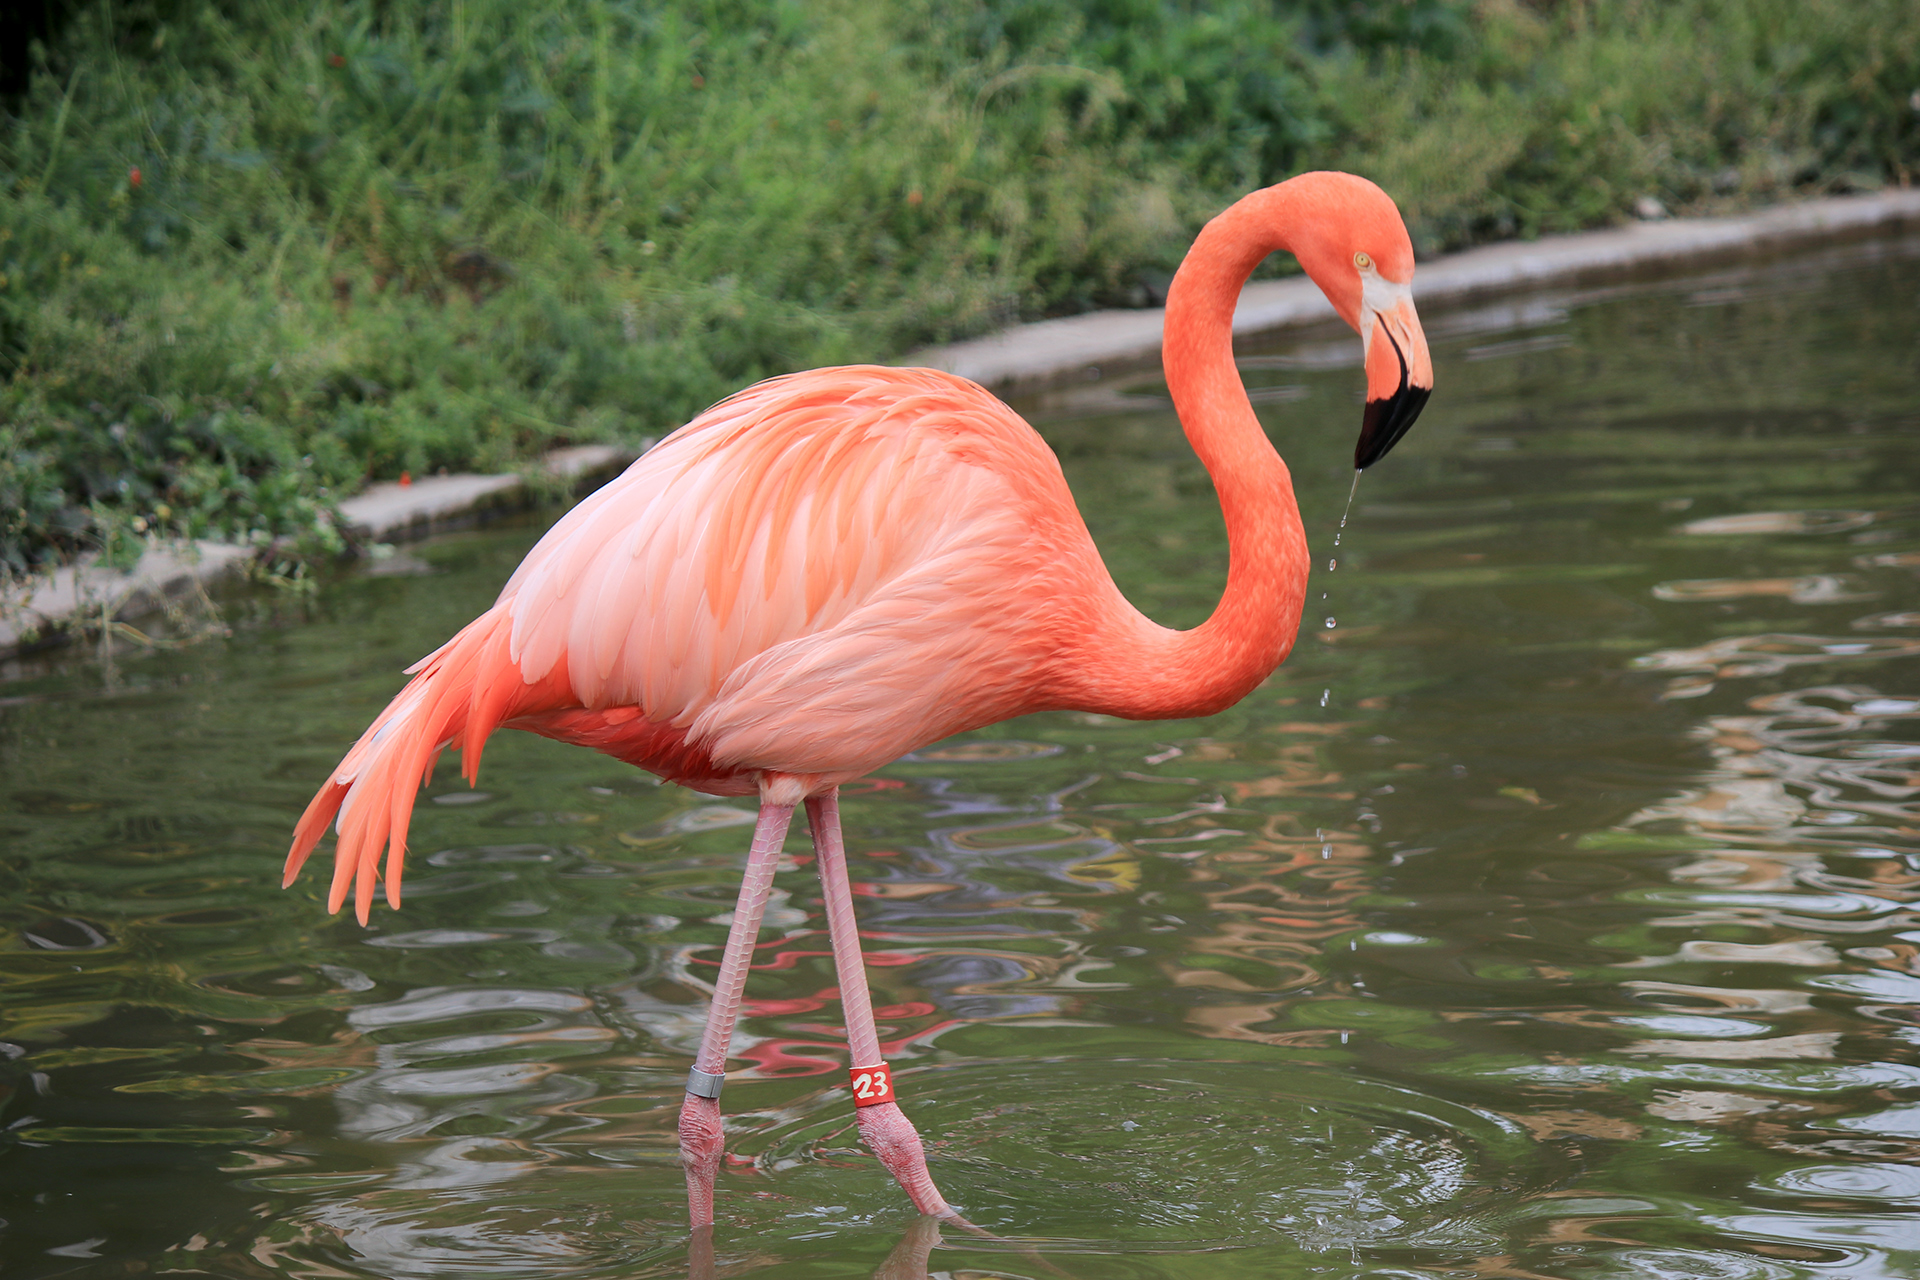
[
  {"x1": 1336, "y1": 471, "x2": 1362, "y2": 556},
  {"x1": 1323, "y1": 475, "x2": 1362, "y2": 753}
]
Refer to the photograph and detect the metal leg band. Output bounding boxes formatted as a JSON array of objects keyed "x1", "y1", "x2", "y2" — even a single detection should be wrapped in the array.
[{"x1": 686, "y1": 1067, "x2": 726, "y2": 1099}]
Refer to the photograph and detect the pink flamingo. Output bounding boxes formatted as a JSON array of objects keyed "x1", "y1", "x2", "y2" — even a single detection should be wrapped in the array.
[{"x1": 284, "y1": 170, "x2": 1433, "y2": 1226}]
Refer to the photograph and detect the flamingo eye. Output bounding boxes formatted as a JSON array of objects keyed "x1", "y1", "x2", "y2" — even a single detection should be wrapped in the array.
[{"x1": 1353, "y1": 251, "x2": 1373, "y2": 271}]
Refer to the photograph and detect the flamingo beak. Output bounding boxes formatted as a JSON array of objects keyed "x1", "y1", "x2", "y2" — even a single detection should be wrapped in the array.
[{"x1": 1355, "y1": 291, "x2": 1433, "y2": 470}]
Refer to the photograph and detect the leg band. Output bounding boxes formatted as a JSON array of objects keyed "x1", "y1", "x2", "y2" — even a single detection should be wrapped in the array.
[
  {"x1": 686, "y1": 1067, "x2": 726, "y2": 1099},
  {"x1": 850, "y1": 1061, "x2": 895, "y2": 1107}
]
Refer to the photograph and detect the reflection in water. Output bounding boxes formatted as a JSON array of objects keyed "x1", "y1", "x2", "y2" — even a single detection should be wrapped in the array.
[
  {"x1": 2, "y1": 237, "x2": 1920, "y2": 1277},
  {"x1": 1625, "y1": 685, "x2": 1920, "y2": 845},
  {"x1": 1635, "y1": 633, "x2": 1920, "y2": 700}
]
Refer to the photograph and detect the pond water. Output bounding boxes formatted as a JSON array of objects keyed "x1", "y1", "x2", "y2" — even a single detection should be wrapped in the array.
[{"x1": 4, "y1": 233, "x2": 1920, "y2": 1279}]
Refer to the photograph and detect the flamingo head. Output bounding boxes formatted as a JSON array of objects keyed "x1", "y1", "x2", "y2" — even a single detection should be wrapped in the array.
[{"x1": 1283, "y1": 173, "x2": 1435, "y2": 469}]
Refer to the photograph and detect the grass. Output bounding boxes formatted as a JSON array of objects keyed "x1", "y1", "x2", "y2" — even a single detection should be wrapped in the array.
[{"x1": 1, "y1": 0, "x2": 1916, "y2": 581}]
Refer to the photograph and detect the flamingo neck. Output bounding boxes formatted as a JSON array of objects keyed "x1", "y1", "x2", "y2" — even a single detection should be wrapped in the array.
[{"x1": 1065, "y1": 185, "x2": 1311, "y2": 720}]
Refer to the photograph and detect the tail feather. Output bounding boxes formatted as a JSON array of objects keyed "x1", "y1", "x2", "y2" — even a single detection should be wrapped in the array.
[
  {"x1": 460, "y1": 618, "x2": 522, "y2": 786},
  {"x1": 284, "y1": 605, "x2": 546, "y2": 925}
]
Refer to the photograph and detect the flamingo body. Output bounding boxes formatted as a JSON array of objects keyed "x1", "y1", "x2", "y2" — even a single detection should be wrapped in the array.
[
  {"x1": 286, "y1": 365, "x2": 1227, "y2": 917},
  {"x1": 507, "y1": 365, "x2": 1103, "y2": 782}
]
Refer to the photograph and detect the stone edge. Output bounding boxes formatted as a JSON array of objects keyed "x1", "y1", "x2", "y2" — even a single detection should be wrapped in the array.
[{"x1": 0, "y1": 443, "x2": 637, "y2": 660}]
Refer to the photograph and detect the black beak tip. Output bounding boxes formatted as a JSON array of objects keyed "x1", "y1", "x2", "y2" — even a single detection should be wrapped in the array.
[{"x1": 1355, "y1": 384, "x2": 1431, "y2": 470}]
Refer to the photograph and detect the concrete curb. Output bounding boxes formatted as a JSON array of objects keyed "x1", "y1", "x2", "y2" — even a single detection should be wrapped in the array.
[
  {"x1": 0, "y1": 540, "x2": 258, "y2": 660},
  {"x1": 332, "y1": 443, "x2": 637, "y2": 544},
  {"x1": 914, "y1": 188, "x2": 1920, "y2": 392},
  {"x1": 0, "y1": 443, "x2": 637, "y2": 660}
]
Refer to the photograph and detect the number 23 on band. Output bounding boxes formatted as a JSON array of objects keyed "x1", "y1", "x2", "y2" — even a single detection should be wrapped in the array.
[{"x1": 850, "y1": 1062, "x2": 893, "y2": 1107}]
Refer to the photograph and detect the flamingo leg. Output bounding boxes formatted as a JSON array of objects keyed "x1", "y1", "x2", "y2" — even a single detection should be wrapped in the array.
[
  {"x1": 680, "y1": 798, "x2": 796, "y2": 1228},
  {"x1": 806, "y1": 788, "x2": 954, "y2": 1217}
]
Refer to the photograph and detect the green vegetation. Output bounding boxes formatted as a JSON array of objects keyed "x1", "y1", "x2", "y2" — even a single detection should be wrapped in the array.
[{"x1": 3, "y1": 0, "x2": 1916, "y2": 579}]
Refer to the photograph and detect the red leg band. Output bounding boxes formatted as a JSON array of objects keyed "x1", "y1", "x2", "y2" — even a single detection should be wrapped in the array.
[{"x1": 849, "y1": 1061, "x2": 894, "y2": 1108}]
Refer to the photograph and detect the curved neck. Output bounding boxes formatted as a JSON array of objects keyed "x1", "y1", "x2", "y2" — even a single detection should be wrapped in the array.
[{"x1": 1063, "y1": 185, "x2": 1311, "y2": 720}]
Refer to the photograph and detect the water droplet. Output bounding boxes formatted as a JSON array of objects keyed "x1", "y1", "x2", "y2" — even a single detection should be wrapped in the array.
[
  {"x1": 1319, "y1": 688, "x2": 1330, "y2": 708},
  {"x1": 1324, "y1": 617, "x2": 1336, "y2": 629},
  {"x1": 1327, "y1": 558, "x2": 1337, "y2": 571}
]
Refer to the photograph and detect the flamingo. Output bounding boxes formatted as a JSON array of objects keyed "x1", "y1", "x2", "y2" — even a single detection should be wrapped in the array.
[{"x1": 284, "y1": 170, "x2": 1433, "y2": 1227}]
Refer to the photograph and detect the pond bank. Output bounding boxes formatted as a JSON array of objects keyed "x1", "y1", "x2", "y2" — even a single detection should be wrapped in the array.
[{"x1": 5, "y1": 186, "x2": 1919, "y2": 662}]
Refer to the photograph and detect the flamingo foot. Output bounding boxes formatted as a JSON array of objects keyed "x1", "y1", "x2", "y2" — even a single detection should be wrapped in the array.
[
  {"x1": 686, "y1": 1223, "x2": 715, "y2": 1280},
  {"x1": 856, "y1": 1100, "x2": 953, "y2": 1218},
  {"x1": 679, "y1": 1093, "x2": 724, "y2": 1228},
  {"x1": 873, "y1": 1214, "x2": 945, "y2": 1280}
]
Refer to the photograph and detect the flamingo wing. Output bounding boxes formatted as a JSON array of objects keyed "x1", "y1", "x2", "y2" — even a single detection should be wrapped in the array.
[{"x1": 496, "y1": 364, "x2": 1084, "y2": 775}]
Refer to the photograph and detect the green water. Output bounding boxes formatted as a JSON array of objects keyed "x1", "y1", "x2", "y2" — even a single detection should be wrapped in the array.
[{"x1": 4, "y1": 236, "x2": 1920, "y2": 1279}]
